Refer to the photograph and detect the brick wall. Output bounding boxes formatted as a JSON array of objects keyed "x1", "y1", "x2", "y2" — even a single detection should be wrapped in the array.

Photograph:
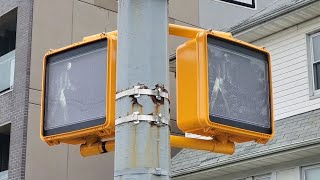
[{"x1": 0, "y1": 0, "x2": 33, "y2": 179}]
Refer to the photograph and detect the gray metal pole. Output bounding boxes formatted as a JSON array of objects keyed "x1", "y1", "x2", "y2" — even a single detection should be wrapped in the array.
[{"x1": 115, "y1": 0, "x2": 170, "y2": 180}]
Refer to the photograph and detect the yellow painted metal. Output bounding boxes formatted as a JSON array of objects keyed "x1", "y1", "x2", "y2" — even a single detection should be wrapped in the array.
[
  {"x1": 176, "y1": 30, "x2": 274, "y2": 144},
  {"x1": 80, "y1": 137, "x2": 115, "y2": 157},
  {"x1": 170, "y1": 135, "x2": 234, "y2": 155},
  {"x1": 80, "y1": 135, "x2": 234, "y2": 157},
  {"x1": 168, "y1": 24, "x2": 231, "y2": 38},
  {"x1": 104, "y1": 24, "x2": 230, "y2": 39},
  {"x1": 40, "y1": 32, "x2": 117, "y2": 146},
  {"x1": 82, "y1": 31, "x2": 118, "y2": 41},
  {"x1": 108, "y1": 30, "x2": 117, "y2": 36}
]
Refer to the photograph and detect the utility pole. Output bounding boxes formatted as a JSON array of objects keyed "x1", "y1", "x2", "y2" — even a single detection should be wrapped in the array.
[{"x1": 115, "y1": 0, "x2": 171, "y2": 179}]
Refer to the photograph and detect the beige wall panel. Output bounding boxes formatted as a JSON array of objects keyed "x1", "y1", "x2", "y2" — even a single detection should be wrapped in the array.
[
  {"x1": 169, "y1": 0, "x2": 199, "y2": 26},
  {"x1": 29, "y1": 89, "x2": 41, "y2": 105},
  {"x1": 30, "y1": 0, "x2": 73, "y2": 90},
  {"x1": 105, "y1": 11, "x2": 117, "y2": 33},
  {"x1": 25, "y1": 104, "x2": 68, "y2": 180},
  {"x1": 80, "y1": 0, "x2": 118, "y2": 12},
  {"x1": 72, "y1": 1, "x2": 108, "y2": 42},
  {"x1": 78, "y1": 0, "x2": 200, "y2": 26},
  {"x1": 67, "y1": 145, "x2": 114, "y2": 180},
  {"x1": 168, "y1": 33, "x2": 186, "y2": 56}
]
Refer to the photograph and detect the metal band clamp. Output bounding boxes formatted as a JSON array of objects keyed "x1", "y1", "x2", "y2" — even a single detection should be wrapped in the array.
[
  {"x1": 116, "y1": 86, "x2": 169, "y2": 100},
  {"x1": 115, "y1": 168, "x2": 169, "y2": 177},
  {"x1": 116, "y1": 112, "x2": 169, "y2": 126}
]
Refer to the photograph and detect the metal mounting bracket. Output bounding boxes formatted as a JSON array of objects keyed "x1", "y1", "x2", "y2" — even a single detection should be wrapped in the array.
[
  {"x1": 114, "y1": 168, "x2": 169, "y2": 177},
  {"x1": 116, "y1": 112, "x2": 169, "y2": 126},
  {"x1": 116, "y1": 86, "x2": 169, "y2": 100}
]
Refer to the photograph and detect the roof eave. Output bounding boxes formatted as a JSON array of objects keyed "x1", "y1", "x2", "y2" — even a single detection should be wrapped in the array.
[
  {"x1": 230, "y1": 1, "x2": 320, "y2": 43},
  {"x1": 172, "y1": 138, "x2": 320, "y2": 178},
  {"x1": 229, "y1": 1, "x2": 317, "y2": 35}
]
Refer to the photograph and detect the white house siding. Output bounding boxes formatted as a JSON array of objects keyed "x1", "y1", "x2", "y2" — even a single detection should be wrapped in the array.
[{"x1": 253, "y1": 16, "x2": 320, "y2": 120}]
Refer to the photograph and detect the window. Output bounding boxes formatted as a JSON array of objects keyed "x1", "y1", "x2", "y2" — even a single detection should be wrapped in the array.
[
  {"x1": 302, "y1": 164, "x2": 320, "y2": 180},
  {"x1": 0, "y1": 124, "x2": 10, "y2": 180},
  {"x1": 0, "y1": 9, "x2": 17, "y2": 94},
  {"x1": 309, "y1": 32, "x2": 320, "y2": 95}
]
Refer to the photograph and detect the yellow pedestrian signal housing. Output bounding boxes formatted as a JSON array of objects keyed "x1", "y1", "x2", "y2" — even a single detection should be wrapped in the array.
[
  {"x1": 176, "y1": 30, "x2": 274, "y2": 144},
  {"x1": 40, "y1": 33, "x2": 117, "y2": 146}
]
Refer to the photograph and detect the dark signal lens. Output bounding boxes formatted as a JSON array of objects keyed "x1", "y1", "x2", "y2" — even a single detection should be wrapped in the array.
[
  {"x1": 207, "y1": 36, "x2": 271, "y2": 134},
  {"x1": 44, "y1": 40, "x2": 107, "y2": 136}
]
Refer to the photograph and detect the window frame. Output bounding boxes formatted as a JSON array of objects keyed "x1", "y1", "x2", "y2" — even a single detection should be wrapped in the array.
[
  {"x1": 302, "y1": 164, "x2": 320, "y2": 180},
  {"x1": 308, "y1": 32, "x2": 320, "y2": 98}
]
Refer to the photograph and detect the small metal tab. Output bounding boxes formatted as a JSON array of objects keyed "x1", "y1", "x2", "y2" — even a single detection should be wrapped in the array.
[
  {"x1": 133, "y1": 86, "x2": 141, "y2": 98},
  {"x1": 154, "y1": 113, "x2": 162, "y2": 125},
  {"x1": 155, "y1": 87, "x2": 162, "y2": 100},
  {"x1": 132, "y1": 111, "x2": 140, "y2": 125}
]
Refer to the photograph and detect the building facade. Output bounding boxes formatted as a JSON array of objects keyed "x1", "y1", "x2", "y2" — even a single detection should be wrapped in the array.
[
  {"x1": 172, "y1": 0, "x2": 320, "y2": 180},
  {"x1": 26, "y1": 1, "x2": 274, "y2": 180}
]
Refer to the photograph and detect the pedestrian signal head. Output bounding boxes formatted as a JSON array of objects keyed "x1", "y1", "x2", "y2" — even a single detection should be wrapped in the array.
[
  {"x1": 176, "y1": 31, "x2": 274, "y2": 144},
  {"x1": 40, "y1": 33, "x2": 117, "y2": 145}
]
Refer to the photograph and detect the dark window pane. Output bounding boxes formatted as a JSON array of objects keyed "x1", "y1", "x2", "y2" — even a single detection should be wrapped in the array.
[
  {"x1": 0, "y1": 8, "x2": 17, "y2": 57},
  {"x1": 0, "y1": 124, "x2": 10, "y2": 172},
  {"x1": 0, "y1": 135, "x2": 10, "y2": 172},
  {"x1": 208, "y1": 36, "x2": 271, "y2": 130},
  {"x1": 313, "y1": 62, "x2": 320, "y2": 90}
]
